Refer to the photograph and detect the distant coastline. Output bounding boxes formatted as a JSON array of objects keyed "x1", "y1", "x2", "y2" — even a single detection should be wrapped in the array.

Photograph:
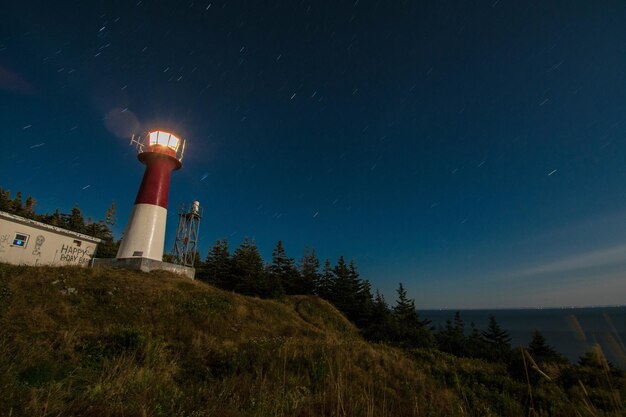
[
  {"x1": 425, "y1": 304, "x2": 626, "y2": 311},
  {"x1": 422, "y1": 306, "x2": 626, "y2": 367}
]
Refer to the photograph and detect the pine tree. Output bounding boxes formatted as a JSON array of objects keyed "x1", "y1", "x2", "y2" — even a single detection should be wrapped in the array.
[
  {"x1": 85, "y1": 200, "x2": 116, "y2": 257},
  {"x1": 362, "y1": 290, "x2": 394, "y2": 342},
  {"x1": 465, "y1": 321, "x2": 486, "y2": 358},
  {"x1": 201, "y1": 240, "x2": 233, "y2": 289},
  {"x1": 95, "y1": 235, "x2": 120, "y2": 258},
  {"x1": 67, "y1": 203, "x2": 86, "y2": 233},
  {"x1": 436, "y1": 320, "x2": 455, "y2": 354},
  {"x1": 482, "y1": 315, "x2": 512, "y2": 362},
  {"x1": 49, "y1": 209, "x2": 62, "y2": 227},
  {"x1": 269, "y1": 240, "x2": 301, "y2": 295},
  {"x1": 84, "y1": 219, "x2": 114, "y2": 246},
  {"x1": 453, "y1": 311, "x2": 464, "y2": 335},
  {"x1": 84, "y1": 217, "x2": 96, "y2": 235},
  {"x1": 528, "y1": 330, "x2": 566, "y2": 363},
  {"x1": 300, "y1": 246, "x2": 320, "y2": 295},
  {"x1": 576, "y1": 345, "x2": 621, "y2": 374},
  {"x1": 331, "y1": 256, "x2": 360, "y2": 319},
  {"x1": 0, "y1": 188, "x2": 9, "y2": 211},
  {"x1": 24, "y1": 196, "x2": 36, "y2": 217},
  {"x1": 316, "y1": 259, "x2": 334, "y2": 299},
  {"x1": 392, "y1": 283, "x2": 419, "y2": 324},
  {"x1": 437, "y1": 311, "x2": 467, "y2": 357},
  {"x1": 105, "y1": 200, "x2": 117, "y2": 227},
  {"x1": 374, "y1": 290, "x2": 389, "y2": 311},
  {"x1": 351, "y1": 261, "x2": 373, "y2": 326},
  {"x1": 193, "y1": 250, "x2": 203, "y2": 268},
  {"x1": 391, "y1": 283, "x2": 434, "y2": 348},
  {"x1": 11, "y1": 191, "x2": 23, "y2": 215},
  {"x1": 232, "y1": 238, "x2": 279, "y2": 298}
]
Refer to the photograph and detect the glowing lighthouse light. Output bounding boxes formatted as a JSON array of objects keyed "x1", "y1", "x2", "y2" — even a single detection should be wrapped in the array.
[
  {"x1": 149, "y1": 130, "x2": 180, "y2": 150},
  {"x1": 116, "y1": 130, "x2": 186, "y2": 261}
]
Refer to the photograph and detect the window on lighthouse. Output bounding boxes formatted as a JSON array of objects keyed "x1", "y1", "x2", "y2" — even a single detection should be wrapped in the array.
[{"x1": 148, "y1": 131, "x2": 180, "y2": 151}]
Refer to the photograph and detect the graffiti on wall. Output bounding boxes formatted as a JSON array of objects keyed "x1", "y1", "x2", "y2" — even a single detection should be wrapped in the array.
[
  {"x1": 0, "y1": 234, "x2": 9, "y2": 253},
  {"x1": 32, "y1": 235, "x2": 45, "y2": 256},
  {"x1": 57, "y1": 243, "x2": 95, "y2": 265}
]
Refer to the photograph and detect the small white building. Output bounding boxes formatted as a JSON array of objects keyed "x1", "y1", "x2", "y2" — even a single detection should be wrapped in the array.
[{"x1": 0, "y1": 210, "x2": 102, "y2": 267}]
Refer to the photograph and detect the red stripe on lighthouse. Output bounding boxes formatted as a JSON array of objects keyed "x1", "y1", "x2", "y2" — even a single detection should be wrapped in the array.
[{"x1": 134, "y1": 153, "x2": 179, "y2": 208}]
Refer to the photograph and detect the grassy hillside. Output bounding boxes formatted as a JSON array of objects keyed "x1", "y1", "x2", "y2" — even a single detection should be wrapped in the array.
[{"x1": 0, "y1": 264, "x2": 623, "y2": 417}]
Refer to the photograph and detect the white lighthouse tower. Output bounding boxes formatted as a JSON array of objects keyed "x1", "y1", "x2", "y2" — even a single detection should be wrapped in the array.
[
  {"x1": 92, "y1": 130, "x2": 196, "y2": 278},
  {"x1": 116, "y1": 130, "x2": 185, "y2": 261}
]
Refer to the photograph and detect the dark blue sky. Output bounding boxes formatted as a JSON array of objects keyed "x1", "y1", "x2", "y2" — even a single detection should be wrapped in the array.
[{"x1": 2, "y1": 1, "x2": 626, "y2": 308}]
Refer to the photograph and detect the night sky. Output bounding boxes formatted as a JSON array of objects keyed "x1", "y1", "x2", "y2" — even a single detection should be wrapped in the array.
[{"x1": 2, "y1": 1, "x2": 626, "y2": 308}]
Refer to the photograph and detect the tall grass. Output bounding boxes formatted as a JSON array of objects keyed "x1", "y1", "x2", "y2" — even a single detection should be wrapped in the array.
[{"x1": 0, "y1": 263, "x2": 624, "y2": 416}]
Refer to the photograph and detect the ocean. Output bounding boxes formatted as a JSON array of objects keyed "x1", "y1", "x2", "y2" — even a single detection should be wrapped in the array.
[{"x1": 421, "y1": 306, "x2": 626, "y2": 368}]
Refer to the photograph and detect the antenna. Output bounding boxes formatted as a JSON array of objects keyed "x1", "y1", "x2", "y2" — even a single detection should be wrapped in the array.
[
  {"x1": 129, "y1": 134, "x2": 145, "y2": 153},
  {"x1": 179, "y1": 139, "x2": 186, "y2": 163}
]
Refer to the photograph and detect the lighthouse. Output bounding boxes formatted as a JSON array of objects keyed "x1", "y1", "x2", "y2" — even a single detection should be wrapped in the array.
[{"x1": 116, "y1": 130, "x2": 185, "y2": 261}]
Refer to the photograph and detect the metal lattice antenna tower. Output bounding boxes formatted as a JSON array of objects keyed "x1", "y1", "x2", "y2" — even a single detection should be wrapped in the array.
[{"x1": 171, "y1": 201, "x2": 202, "y2": 267}]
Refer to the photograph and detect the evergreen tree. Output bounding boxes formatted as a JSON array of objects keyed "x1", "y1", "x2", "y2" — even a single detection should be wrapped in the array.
[
  {"x1": 465, "y1": 321, "x2": 487, "y2": 358},
  {"x1": 232, "y1": 238, "x2": 280, "y2": 298},
  {"x1": 200, "y1": 240, "x2": 233, "y2": 289},
  {"x1": 95, "y1": 237, "x2": 120, "y2": 258},
  {"x1": 24, "y1": 196, "x2": 36, "y2": 217},
  {"x1": 105, "y1": 200, "x2": 117, "y2": 227},
  {"x1": 269, "y1": 240, "x2": 302, "y2": 295},
  {"x1": 362, "y1": 290, "x2": 394, "y2": 342},
  {"x1": 578, "y1": 349, "x2": 602, "y2": 368},
  {"x1": 316, "y1": 259, "x2": 334, "y2": 299},
  {"x1": 300, "y1": 246, "x2": 320, "y2": 295},
  {"x1": 528, "y1": 330, "x2": 567, "y2": 364},
  {"x1": 576, "y1": 345, "x2": 621, "y2": 373},
  {"x1": 577, "y1": 347, "x2": 622, "y2": 378},
  {"x1": 436, "y1": 311, "x2": 467, "y2": 357},
  {"x1": 49, "y1": 209, "x2": 62, "y2": 227},
  {"x1": 451, "y1": 311, "x2": 466, "y2": 355},
  {"x1": 193, "y1": 250, "x2": 203, "y2": 268},
  {"x1": 82, "y1": 204, "x2": 117, "y2": 257},
  {"x1": 558, "y1": 345, "x2": 623, "y2": 389},
  {"x1": 11, "y1": 191, "x2": 23, "y2": 214},
  {"x1": 317, "y1": 257, "x2": 372, "y2": 326},
  {"x1": 453, "y1": 311, "x2": 465, "y2": 335},
  {"x1": 351, "y1": 261, "x2": 373, "y2": 326},
  {"x1": 331, "y1": 256, "x2": 360, "y2": 320},
  {"x1": 66, "y1": 203, "x2": 86, "y2": 233},
  {"x1": 84, "y1": 219, "x2": 110, "y2": 239},
  {"x1": 482, "y1": 315, "x2": 512, "y2": 362},
  {"x1": 391, "y1": 283, "x2": 434, "y2": 348},
  {"x1": 84, "y1": 217, "x2": 118, "y2": 257},
  {"x1": 0, "y1": 188, "x2": 10, "y2": 211},
  {"x1": 392, "y1": 283, "x2": 419, "y2": 324},
  {"x1": 436, "y1": 320, "x2": 455, "y2": 354}
]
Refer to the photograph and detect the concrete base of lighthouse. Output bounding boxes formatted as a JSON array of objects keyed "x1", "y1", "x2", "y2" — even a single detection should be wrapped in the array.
[{"x1": 91, "y1": 257, "x2": 195, "y2": 279}]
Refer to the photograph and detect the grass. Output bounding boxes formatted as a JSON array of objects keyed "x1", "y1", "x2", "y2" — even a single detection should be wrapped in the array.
[{"x1": 0, "y1": 263, "x2": 624, "y2": 416}]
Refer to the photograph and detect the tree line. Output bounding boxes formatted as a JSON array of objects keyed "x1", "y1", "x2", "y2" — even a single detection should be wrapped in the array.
[
  {"x1": 0, "y1": 187, "x2": 120, "y2": 257},
  {"x1": 196, "y1": 238, "x2": 534, "y2": 356},
  {"x1": 195, "y1": 237, "x2": 624, "y2": 394}
]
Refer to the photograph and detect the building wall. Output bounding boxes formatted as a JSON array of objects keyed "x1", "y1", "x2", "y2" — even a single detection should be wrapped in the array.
[{"x1": 0, "y1": 215, "x2": 101, "y2": 267}]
